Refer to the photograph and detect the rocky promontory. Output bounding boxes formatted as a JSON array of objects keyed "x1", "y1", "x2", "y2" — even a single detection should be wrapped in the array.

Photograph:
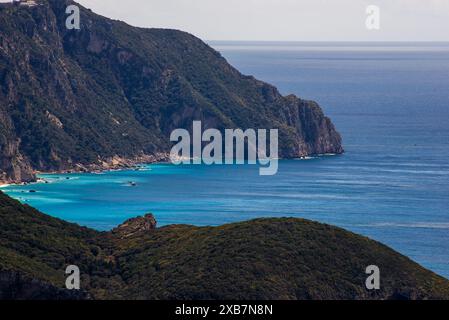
[
  {"x1": 112, "y1": 213, "x2": 157, "y2": 238},
  {"x1": 0, "y1": 0, "x2": 343, "y2": 184}
]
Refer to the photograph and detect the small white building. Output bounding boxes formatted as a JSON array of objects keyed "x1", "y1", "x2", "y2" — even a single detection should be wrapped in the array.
[
  {"x1": 0, "y1": 0, "x2": 39, "y2": 7},
  {"x1": 19, "y1": 0, "x2": 38, "y2": 7}
]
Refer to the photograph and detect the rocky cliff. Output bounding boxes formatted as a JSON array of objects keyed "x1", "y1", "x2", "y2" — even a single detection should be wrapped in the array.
[
  {"x1": 112, "y1": 213, "x2": 157, "y2": 238},
  {"x1": 0, "y1": 0, "x2": 343, "y2": 183}
]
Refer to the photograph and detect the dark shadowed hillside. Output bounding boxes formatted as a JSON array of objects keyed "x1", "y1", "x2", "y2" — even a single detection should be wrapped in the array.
[
  {"x1": 0, "y1": 0, "x2": 342, "y2": 183},
  {"x1": 1, "y1": 191, "x2": 448, "y2": 300}
]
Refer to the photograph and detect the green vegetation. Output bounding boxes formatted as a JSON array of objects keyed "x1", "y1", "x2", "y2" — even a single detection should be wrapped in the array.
[
  {"x1": 1, "y1": 191, "x2": 448, "y2": 300},
  {"x1": 0, "y1": 0, "x2": 342, "y2": 183}
]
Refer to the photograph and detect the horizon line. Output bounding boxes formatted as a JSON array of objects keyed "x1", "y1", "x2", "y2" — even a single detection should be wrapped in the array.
[{"x1": 206, "y1": 40, "x2": 449, "y2": 44}]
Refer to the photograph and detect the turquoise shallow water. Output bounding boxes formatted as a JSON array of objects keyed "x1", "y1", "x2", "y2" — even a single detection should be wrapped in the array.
[{"x1": 3, "y1": 42, "x2": 449, "y2": 278}]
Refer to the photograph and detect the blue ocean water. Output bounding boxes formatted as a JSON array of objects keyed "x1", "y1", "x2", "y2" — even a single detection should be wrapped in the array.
[{"x1": 2, "y1": 42, "x2": 449, "y2": 278}]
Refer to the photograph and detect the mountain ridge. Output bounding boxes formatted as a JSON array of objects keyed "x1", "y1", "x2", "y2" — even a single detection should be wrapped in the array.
[
  {"x1": 0, "y1": 0, "x2": 343, "y2": 183},
  {"x1": 1, "y1": 191, "x2": 448, "y2": 300}
]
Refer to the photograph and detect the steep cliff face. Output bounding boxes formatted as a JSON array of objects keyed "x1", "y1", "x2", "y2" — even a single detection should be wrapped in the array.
[
  {"x1": 0, "y1": 0, "x2": 343, "y2": 183},
  {"x1": 0, "y1": 138, "x2": 34, "y2": 183}
]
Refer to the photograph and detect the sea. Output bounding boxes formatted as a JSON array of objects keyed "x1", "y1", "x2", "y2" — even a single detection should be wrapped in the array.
[{"x1": 2, "y1": 42, "x2": 449, "y2": 278}]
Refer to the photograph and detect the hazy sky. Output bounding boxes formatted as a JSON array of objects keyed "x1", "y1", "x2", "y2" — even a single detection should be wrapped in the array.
[{"x1": 76, "y1": 0, "x2": 449, "y2": 41}]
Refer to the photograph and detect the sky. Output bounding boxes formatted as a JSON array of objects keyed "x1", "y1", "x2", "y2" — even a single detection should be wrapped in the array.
[{"x1": 5, "y1": 0, "x2": 449, "y2": 41}]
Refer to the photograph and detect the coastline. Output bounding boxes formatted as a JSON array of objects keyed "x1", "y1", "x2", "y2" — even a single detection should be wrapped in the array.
[
  {"x1": 0, "y1": 152, "x2": 344, "y2": 187},
  {"x1": 0, "y1": 152, "x2": 171, "y2": 186},
  {"x1": 46, "y1": 152, "x2": 172, "y2": 175}
]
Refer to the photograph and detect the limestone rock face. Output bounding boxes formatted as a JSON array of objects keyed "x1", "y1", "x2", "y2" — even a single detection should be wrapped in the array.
[
  {"x1": 112, "y1": 214, "x2": 157, "y2": 238},
  {"x1": 0, "y1": 139, "x2": 35, "y2": 183}
]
